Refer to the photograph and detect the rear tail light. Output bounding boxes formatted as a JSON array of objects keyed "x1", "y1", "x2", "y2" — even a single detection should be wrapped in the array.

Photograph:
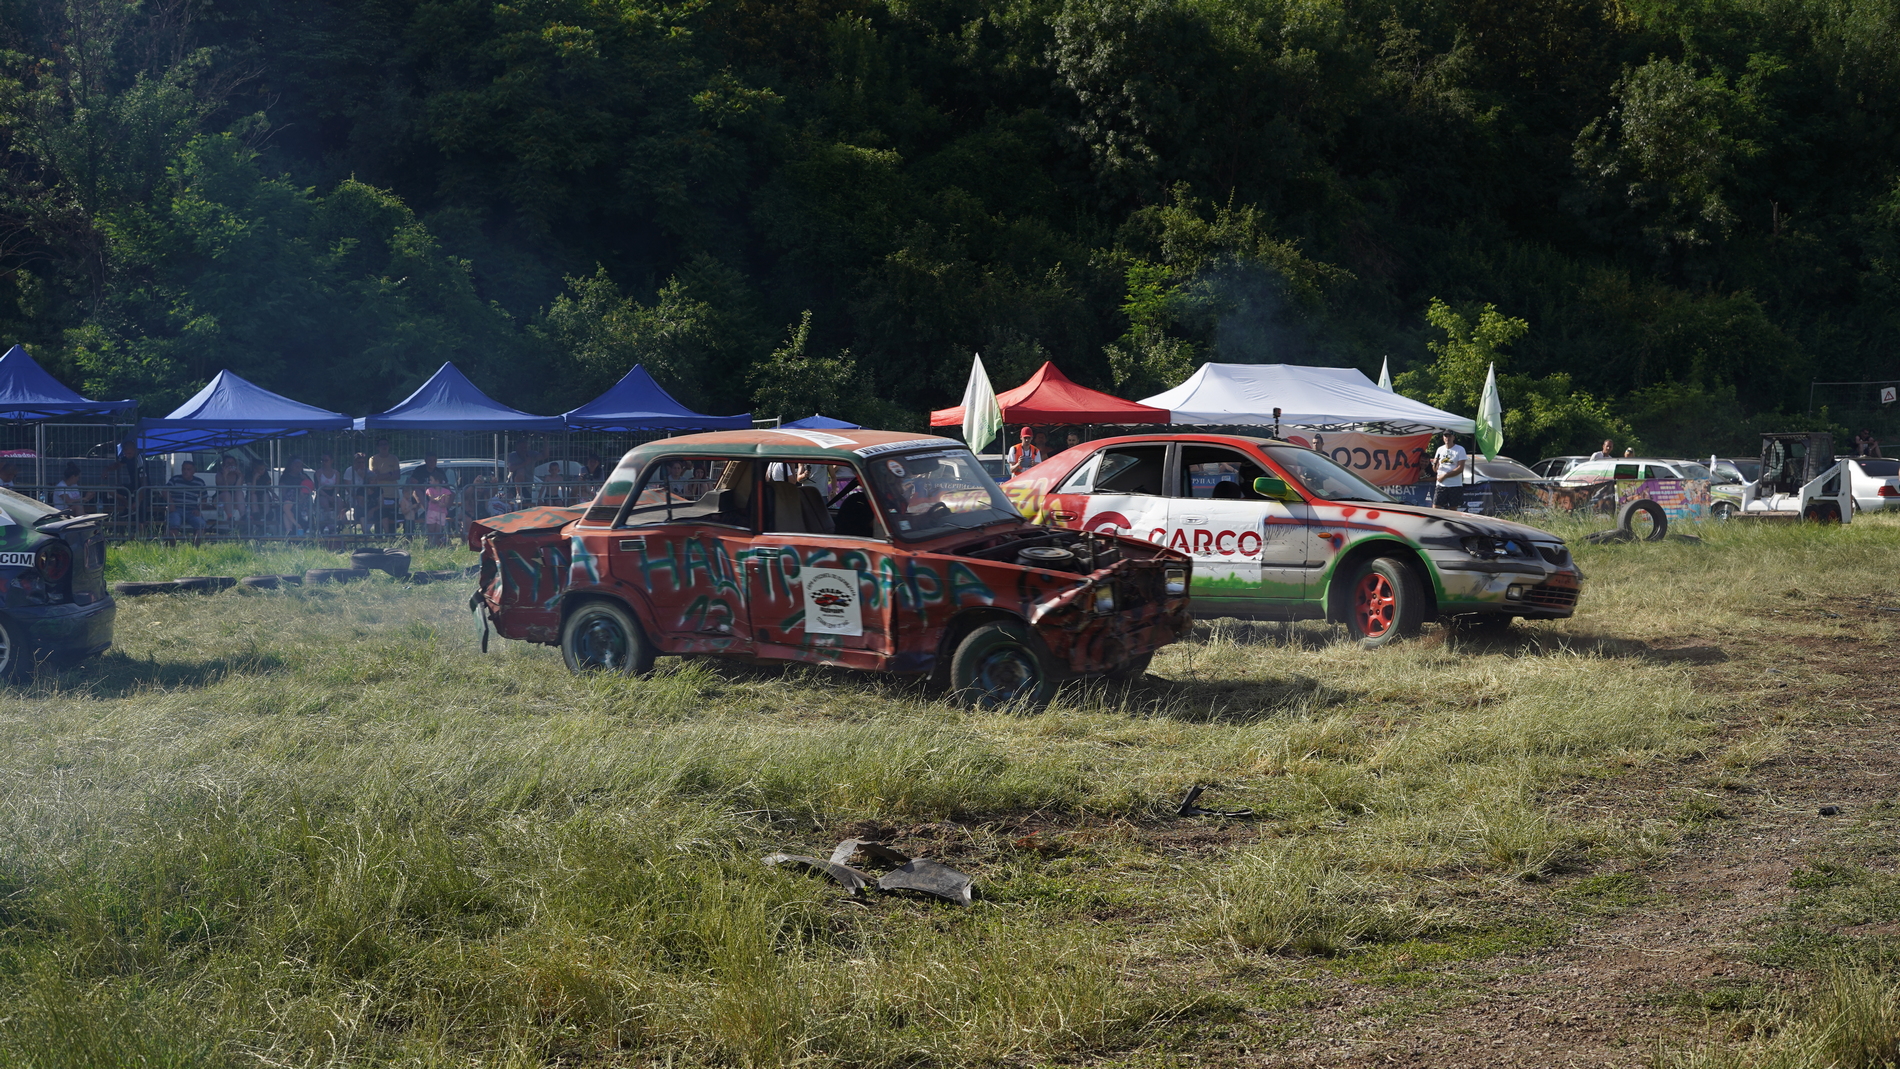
[
  {"x1": 36, "y1": 543, "x2": 71, "y2": 584},
  {"x1": 1879, "y1": 486, "x2": 1898, "y2": 498}
]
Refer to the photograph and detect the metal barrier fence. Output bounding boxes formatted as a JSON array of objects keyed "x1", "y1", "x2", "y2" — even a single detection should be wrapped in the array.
[{"x1": 12, "y1": 479, "x2": 607, "y2": 543}]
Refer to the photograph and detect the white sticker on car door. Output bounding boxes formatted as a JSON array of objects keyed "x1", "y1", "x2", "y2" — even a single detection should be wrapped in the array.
[{"x1": 801, "y1": 567, "x2": 864, "y2": 636}]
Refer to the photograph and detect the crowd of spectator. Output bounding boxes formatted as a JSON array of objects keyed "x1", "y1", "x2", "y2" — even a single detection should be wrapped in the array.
[{"x1": 43, "y1": 435, "x2": 615, "y2": 543}]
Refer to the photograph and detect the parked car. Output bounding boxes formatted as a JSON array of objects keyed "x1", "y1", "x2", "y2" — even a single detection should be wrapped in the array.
[
  {"x1": 0, "y1": 488, "x2": 114, "y2": 678},
  {"x1": 1529, "y1": 455, "x2": 1590, "y2": 479},
  {"x1": 1711, "y1": 458, "x2": 1761, "y2": 485},
  {"x1": 1464, "y1": 456, "x2": 1555, "y2": 514},
  {"x1": 1838, "y1": 456, "x2": 1900, "y2": 512},
  {"x1": 1003, "y1": 434, "x2": 1582, "y2": 645},
  {"x1": 471, "y1": 430, "x2": 1193, "y2": 706},
  {"x1": 1558, "y1": 457, "x2": 1716, "y2": 486}
]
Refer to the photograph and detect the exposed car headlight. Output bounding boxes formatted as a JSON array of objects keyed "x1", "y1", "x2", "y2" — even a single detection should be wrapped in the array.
[
  {"x1": 1462, "y1": 536, "x2": 1527, "y2": 560},
  {"x1": 1093, "y1": 584, "x2": 1116, "y2": 614},
  {"x1": 1164, "y1": 567, "x2": 1187, "y2": 596},
  {"x1": 1507, "y1": 584, "x2": 1529, "y2": 600}
]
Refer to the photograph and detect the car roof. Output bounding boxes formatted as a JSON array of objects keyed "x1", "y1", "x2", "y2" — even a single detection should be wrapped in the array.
[{"x1": 621, "y1": 428, "x2": 962, "y2": 465}]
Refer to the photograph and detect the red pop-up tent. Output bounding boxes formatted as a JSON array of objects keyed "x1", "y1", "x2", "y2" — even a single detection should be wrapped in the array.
[{"x1": 929, "y1": 361, "x2": 1168, "y2": 426}]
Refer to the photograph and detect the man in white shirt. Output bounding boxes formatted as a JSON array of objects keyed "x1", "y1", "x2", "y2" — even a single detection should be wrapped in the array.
[
  {"x1": 1588, "y1": 439, "x2": 1614, "y2": 461},
  {"x1": 1432, "y1": 431, "x2": 1468, "y2": 511}
]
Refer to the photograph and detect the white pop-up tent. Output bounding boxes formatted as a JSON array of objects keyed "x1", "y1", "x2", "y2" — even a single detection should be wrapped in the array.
[{"x1": 1138, "y1": 363, "x2": 1474, "y2": 433}]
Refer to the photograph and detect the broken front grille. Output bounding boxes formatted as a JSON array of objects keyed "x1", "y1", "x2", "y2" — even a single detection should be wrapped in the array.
[{"x1": 1526, "y1": 575, "x2": 1579, "y2": 609}]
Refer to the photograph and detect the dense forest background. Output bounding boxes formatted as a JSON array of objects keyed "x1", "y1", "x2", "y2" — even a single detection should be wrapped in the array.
[{"x1": 3, "y1": 0, "x2": 1899, "y2": 457}]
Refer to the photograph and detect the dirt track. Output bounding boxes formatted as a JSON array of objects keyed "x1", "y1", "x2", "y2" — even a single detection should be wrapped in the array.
[{"x1": 1260, "y1": 609, "x2": 1900, "y2": 1066}]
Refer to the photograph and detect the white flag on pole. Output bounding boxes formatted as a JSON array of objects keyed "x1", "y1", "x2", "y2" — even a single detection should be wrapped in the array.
[
  {"x1": 1377, "y1": 356, "x2": 1392, "y2": 391},
  {"x1": 1476, "y1": 362, "x2": 1504, "y2": 461},
  {"x1": 961, "y1": 353, "x2": 1002, "y2": 454}
]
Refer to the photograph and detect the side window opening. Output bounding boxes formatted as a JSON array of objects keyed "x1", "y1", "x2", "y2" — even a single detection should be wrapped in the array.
[
  {"x1": 1177, "y1": 445, "x2": 1270, "y2": 499},
  {"x1": 1090, "y1": 445, "x2": 1168, "y2": 496},
  {"x1": 1055, "y1": 455, "x2": 1101, "y2": 494},
  {"x1": 1612, "y1": 463, "x2": 1639, "y2": 480},
  {"x1": 761, "y1": 460, "x2": 882, "y2": 537},
  {"x1": 619, "y1": 458, "x2": 755, "y2": 529}
]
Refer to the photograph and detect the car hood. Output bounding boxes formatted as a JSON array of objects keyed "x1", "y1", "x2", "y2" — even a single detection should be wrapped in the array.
[{"x1": 1351, "y1": 502, "x2": 1565, "y2": 543}]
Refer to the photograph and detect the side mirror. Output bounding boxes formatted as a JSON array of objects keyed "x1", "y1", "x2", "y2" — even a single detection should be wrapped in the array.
[{"x1": 1253, "y1": 476, "x2": 1298, "y2": 502}]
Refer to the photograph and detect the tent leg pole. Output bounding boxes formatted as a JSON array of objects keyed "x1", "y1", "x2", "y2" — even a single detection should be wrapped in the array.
[{"x1": 35, "y1": 425, "x2": 44, "y2": 493}]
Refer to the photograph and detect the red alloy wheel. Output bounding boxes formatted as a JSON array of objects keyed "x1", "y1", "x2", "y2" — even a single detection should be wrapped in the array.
[{"x1": 1354, "y1": 571, "x2": 1396, "y2": 637}]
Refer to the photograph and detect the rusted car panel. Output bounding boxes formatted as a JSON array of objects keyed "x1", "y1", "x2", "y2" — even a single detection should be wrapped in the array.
[{"x1": 473, "y1": 430, "x2": 1192, "y2": 692}]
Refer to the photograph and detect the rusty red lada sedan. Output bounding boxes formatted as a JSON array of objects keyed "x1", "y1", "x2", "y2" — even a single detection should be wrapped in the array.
[{"x1": 470, "y1": 430, "x2": 1192, "y2": 706}]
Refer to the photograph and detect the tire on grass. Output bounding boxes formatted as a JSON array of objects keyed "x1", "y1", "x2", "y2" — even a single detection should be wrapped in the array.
[
  {"x1": 560, "y1": 599, "x2": 656, "y2": 676},
  {"x1": 1616, "y1": 499, "x2": 1668, "y2": 541},
  {"x1": 110, "y1": 581, "x2": 171, "y2": 597},
  {"x1": 238, "y1": 575, "x2": 279, "y2": 590},
  {"x1": 950, "y1": 620, "x2": 1059, "y2": 709},
  {"x1": 305, "y1": 568, "x2": 370, "y2": 585},
  {"x1": 1344, "y1": 556, "x2": 1426, "y2": 649},
  {"x1": 0, "y1": 616, "x2": 27, "y2": 682}
]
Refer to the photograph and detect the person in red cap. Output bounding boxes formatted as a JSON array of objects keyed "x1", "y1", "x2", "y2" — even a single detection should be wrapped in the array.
[{"x1": 1007, "y1": 427, "x2": 1044, "y2": 475}]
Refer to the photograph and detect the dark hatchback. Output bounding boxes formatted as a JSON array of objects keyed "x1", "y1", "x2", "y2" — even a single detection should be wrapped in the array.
[{"x1": 0, "y1": 489, "x2": 114, "y2": 677}]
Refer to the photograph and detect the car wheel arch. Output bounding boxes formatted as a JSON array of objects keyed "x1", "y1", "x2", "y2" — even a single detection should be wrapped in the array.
[
  {"x1": 1324, "y1": 541, "x2": 1438, "y2": 624},
  {"x1": 930, "y1": 607, "x2": 1032, "y2": 688}
]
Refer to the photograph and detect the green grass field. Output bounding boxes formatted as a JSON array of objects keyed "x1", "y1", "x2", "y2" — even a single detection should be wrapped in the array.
[{"x1": 0, "y1": 520, "x2": 1896, "y2": 1066}]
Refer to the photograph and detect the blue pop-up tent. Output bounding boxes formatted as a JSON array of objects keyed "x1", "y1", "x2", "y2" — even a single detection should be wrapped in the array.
[
  {"x1": 138, "y1": 370, "x2": 352, "y2": 451},
  {"x1": 780, "y1": 413, "x2": 861, "y2": 430},
  {"x1": 0, "y1": 344, "x2": 135, "y2": 420},
  {"x1": 563, "y1": 364, "x2": 750, "y2": 432},
  {"x1": 355, "y1": 362, "x2": 566, "y2": 431}
]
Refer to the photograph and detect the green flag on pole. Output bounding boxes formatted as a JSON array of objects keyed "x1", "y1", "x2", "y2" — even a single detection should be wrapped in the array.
[
  {"x1": 960, "y1": 352, "x2": 1002, "y2": 454},
  {"x1": 1476, "y1": 362, "x2": 1504, "y2": 460}
]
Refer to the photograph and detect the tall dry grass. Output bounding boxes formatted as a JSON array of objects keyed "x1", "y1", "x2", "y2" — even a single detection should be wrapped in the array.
[{"x1": 0, "y1": 518, "x2": 1890, "y2": 1064}]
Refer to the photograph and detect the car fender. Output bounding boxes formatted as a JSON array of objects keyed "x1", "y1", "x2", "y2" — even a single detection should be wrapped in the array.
[{"x1": 1321, "y1": 538, "x2": 1438, "y2": 624}]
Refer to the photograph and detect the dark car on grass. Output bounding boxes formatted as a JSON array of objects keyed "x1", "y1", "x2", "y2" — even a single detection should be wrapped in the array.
[
  {"x1": 470, "y1": 429, "x2": 1192, "y2": 707},
  {"x1": 0, "y1": 488, "x2": 114, "y2": 677}
]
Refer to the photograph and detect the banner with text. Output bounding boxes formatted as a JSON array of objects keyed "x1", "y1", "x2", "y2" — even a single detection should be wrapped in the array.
[{"x1": 1280, "y1": 428, "x2": 1434, "y2": 488}]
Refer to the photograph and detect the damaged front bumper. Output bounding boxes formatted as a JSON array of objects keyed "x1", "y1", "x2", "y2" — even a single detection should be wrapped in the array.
[
  {"x1": 1028, "y1": 558, "x2": 1193, "y2": 673},
  {"x1": 1431, "y1": 555, "x2": 1582, "y2": 619}
]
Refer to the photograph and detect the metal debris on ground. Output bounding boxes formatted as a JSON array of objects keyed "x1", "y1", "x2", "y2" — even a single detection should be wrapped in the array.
[
  {"x1": 761, "y1": 853, "x2": 876, "y2": 895},
  {"x1": 1176, "y1": 785, "x2": 1255, "y2": 818},
  {"x1": 764, "y1": 839, "x2": 974, "y2": 905}
]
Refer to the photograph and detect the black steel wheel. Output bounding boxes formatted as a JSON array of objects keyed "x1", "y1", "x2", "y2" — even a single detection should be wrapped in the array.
[
  {"x1": 951, "y1": 621, "x2": 1058, "y2": 709},
  {"x1": 561, "y1": 600, "x2": 656, "y2": 676}
]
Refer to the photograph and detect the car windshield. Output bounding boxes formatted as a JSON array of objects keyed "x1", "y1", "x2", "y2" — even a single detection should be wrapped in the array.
[
  {"x1": 1671, "y1": 462, "x2": 1714, "y2": 481},
  {"x1": 1856, "y1": 459, "x2": 1900, "y2": 477},
  {"x1": 1261, "y1": 445, "x2": 1392, "y2": 503},
  {"x1": 865, "y1": 447, "x2": 1021, "y2": 539}
]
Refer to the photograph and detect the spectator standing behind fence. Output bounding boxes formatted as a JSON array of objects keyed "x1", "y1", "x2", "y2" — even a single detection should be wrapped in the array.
[
  {"x1": 280, "y1": 457, "x2": 313, "y2": 535},
  {"x1": 313, "y1": 455, "x2": 341, "y2": 534},
  {"x1": 405, "y1": 453, "x2": 445, "y2": 536},
  {"x1": 53, "y1": 463, "x2": 89, "y2": 512},
  {"x1": 459, "y1": 469, "x2": 492, "y2": 524},
  {"x1": 539, "y1": 461, "x2": 567, "y2": 505},
  {"x1": 245, "y1": 459, "x2": 274, "y2": 534},
  {"x1": 356, "y1": 439, "x2": 401, "y2": 535},
  {"x1": 506, "y1": 437, "x2": 546, "y2": 487},
  {"x1": 166, "y1": 460, "x2": 206, "y2": 537},
  {"x1": 110, "y1": 438, "x2": 144, "y2": 522},
  {"x1": 579, "y1": 454, "x2": 606, "y2": 489},
  {"x1": 212, "y1": 456, "x2": 242, "y2": 534},
  {"x1": 0, "y1": 461, "x2": 16, "y2": 488},
  {"x1": 424, "y1": 473, "x2": 453, "y2": 545}
]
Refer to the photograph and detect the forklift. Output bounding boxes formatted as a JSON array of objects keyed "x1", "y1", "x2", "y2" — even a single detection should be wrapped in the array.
[{"x1": 1725, "y1": 432, "x2": 1852, "y2": 522}]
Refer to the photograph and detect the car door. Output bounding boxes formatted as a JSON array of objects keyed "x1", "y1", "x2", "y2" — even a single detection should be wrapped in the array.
[
  {"x1": 744, "y1": 458, "x2": 897, "y2": 668},
  {"x1": 1167, "y1": 443, "x2": 1313, "y2": 614},
  {"x1": 607, "y1": 455, "x2": 755, "y2": 655},
  {"x1": 1057, "y1": 442, "x2": 1174, "y2": 545}
]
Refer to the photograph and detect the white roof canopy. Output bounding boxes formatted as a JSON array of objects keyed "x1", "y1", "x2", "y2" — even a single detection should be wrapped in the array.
[{"x1": 1138, "y1": 363, "x2": 1476, "y2": 433}]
